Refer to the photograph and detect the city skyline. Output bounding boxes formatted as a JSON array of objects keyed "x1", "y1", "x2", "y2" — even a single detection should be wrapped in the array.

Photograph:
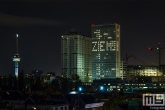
[{"x1": 0, "y1": 1, "x2": 165, "y2": 76}]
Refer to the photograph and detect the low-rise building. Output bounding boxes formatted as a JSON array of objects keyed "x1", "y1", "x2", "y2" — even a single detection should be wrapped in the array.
[
  {"x1": 43, "y1": 72, "x2": 56, "y2": 84},
  {"x1": 127, "y1": 65, "x2": 165, "y2": 76},
  {"x1": 26, "y1": 70, "x2": 43, "y2": 79}
]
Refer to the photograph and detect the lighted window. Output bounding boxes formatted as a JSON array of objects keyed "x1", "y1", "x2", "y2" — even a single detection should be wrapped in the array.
[
  {"x1": 31, "y1": 107, "x2": 36, "y2": 110},
  {"x1": 104, "y1": 33, "x2": 108, "y2": 35}
]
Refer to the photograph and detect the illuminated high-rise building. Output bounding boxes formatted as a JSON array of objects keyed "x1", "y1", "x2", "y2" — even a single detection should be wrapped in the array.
[
  {"x1": 13, "y1": 34, "x2": 21, "y2": 77},
  {"x1": 92, "y1": 23, "x2": 120, "y2": 79},
  {"x1": 61, "y1": 32, "x2": 92, "y2": 82}
]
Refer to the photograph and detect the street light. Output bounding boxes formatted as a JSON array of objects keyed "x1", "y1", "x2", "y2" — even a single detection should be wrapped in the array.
[
  {"x1": 100, "y1": 86, "x2": 104, "y2": 91},
  {"x1": 79, "y1": 87, "x2": 82, "y2": 92}
]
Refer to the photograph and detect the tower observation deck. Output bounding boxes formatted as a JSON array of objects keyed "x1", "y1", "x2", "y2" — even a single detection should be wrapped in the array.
[{"x1": 12, "y1": 34, "x2": 21, "y2": 77}]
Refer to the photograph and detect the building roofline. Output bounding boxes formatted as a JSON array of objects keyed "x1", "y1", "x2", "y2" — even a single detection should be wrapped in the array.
[
  {"x1": 92, "y1": 23, "x2": 119, "y2": 27},
  {"x1": 63, "y1": 31, "x2": 90, "y2": 37}
]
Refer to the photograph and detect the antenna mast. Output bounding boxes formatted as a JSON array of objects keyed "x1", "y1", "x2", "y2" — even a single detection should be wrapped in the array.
[{"x1": 16, "y1": 34, "x2": 18, "y2": 54}]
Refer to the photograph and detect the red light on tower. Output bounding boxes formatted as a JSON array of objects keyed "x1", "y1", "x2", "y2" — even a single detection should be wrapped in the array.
[
  {"x1": 114, "y1": 22, "x2": 116, "y2": 24},
  {"x1": 148, "y1": 47, "x2": 152, "y2": 51},
  {"x1": 92, "y1": 24, "x2": 95, "y2": 26},
  {"x1": 158, "y1": 42, "x2": 161, "y2": 45}
]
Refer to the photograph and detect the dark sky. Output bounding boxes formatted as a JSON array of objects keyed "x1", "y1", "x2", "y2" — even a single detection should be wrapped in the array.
[{"x1": 0, "y1": 1, "x2": 165, "y2": 76}]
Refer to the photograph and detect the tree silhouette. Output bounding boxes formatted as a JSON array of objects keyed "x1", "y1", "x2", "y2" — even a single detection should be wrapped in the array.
[
  {"x1": 51, "y1": 79, "x2": 60, "y2": 92},
  {"x1": 103, "y1": 95, "x2": 127, "y2": 110},
  {"x1": 34, "y1": 77, "x2": 44, "y2": 91},
  {"x1": 71, "y1": 74, "x2": 80, "y2": 82},
  {"x1": 61, "y1": 77, "x2": 73, "y2": 94},
  {"x1": 71, "y1": 74, "x2": 81, "y2": 90},
  {"x1": 18, "y1": 70, "x2": 25, "y2": 92},
  {"x1": 13, "y1": 76, "x2": 18, "y2": 90},
  {"x1": 2, "y1": 75, "x2": 7, "y2": 90},
  {"x1": 0, "y1": 77, "x2": 2, "y2": 88},
  {"x1": 8, "y1": 74, "x2": 13, "y2": 90}
]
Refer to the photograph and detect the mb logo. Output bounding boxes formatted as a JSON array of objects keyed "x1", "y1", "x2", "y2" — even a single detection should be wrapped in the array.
[{"x1": 143, "y1": 94, "x2": 165, "y2": 106}]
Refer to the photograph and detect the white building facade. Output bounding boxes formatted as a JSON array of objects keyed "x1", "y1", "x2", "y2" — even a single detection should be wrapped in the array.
[{"x1": 61, "y1": 32, "x2": 92, "y2": 82}]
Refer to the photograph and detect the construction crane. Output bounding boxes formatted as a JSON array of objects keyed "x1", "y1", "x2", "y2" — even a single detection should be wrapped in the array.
[
  {"x1": 148, "y1": 42, "x2": 165, "y2": 76},
  {"x1": 124, "y1": 54, "x2": 148, "y2": 66},
  {"x1": 123, "y1": 54, "x2": 147, "y2": 77},
  {"x1": 148, "y1": 43, "x2": 165, "y2": 69}
]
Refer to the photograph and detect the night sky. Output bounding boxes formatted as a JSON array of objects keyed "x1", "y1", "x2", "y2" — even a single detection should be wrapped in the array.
[{"x1": 0, "y1": 1, "x2": 165, "y2": 76}]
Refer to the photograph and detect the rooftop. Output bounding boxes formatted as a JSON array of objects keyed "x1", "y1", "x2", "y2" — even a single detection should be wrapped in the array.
[{"x1": 63, "y1": 31, "x2": 90, "y2": 37}]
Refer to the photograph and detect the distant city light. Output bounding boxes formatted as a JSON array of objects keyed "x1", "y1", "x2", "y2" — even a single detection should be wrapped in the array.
[
  {"x1": 79, "y1": 87, "x2": 82, "y2": 91},
  {"x1": 100, "y1": 86, "x2": 104, "y2": 90},
  {"x1": 69, "y1": 91, "x2": 78, "y2": 94}
]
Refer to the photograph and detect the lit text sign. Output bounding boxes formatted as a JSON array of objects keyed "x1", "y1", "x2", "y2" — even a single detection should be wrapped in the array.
[{"x1": 92, "y1": 41, "x2": 118, "y2": 51}]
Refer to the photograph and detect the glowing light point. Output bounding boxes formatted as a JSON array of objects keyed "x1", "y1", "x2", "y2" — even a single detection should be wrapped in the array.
[
  {"x1": 92, "y1": 24, "x2": 95, "y2": 26},
  {"x1": 79, "y1": 87, "x2": 82, "y2": 91},
  {"x1": 100, "y1": 86, "x2": 104, "y2": 90},
  {"x1": 16, "y1": 34, "x2": 18, "y2": 37}
]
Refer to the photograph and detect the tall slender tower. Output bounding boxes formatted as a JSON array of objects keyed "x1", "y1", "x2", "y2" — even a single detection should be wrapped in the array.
[{"x1": 13, "y1": 34, "x2": 21, "y2": 77}]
